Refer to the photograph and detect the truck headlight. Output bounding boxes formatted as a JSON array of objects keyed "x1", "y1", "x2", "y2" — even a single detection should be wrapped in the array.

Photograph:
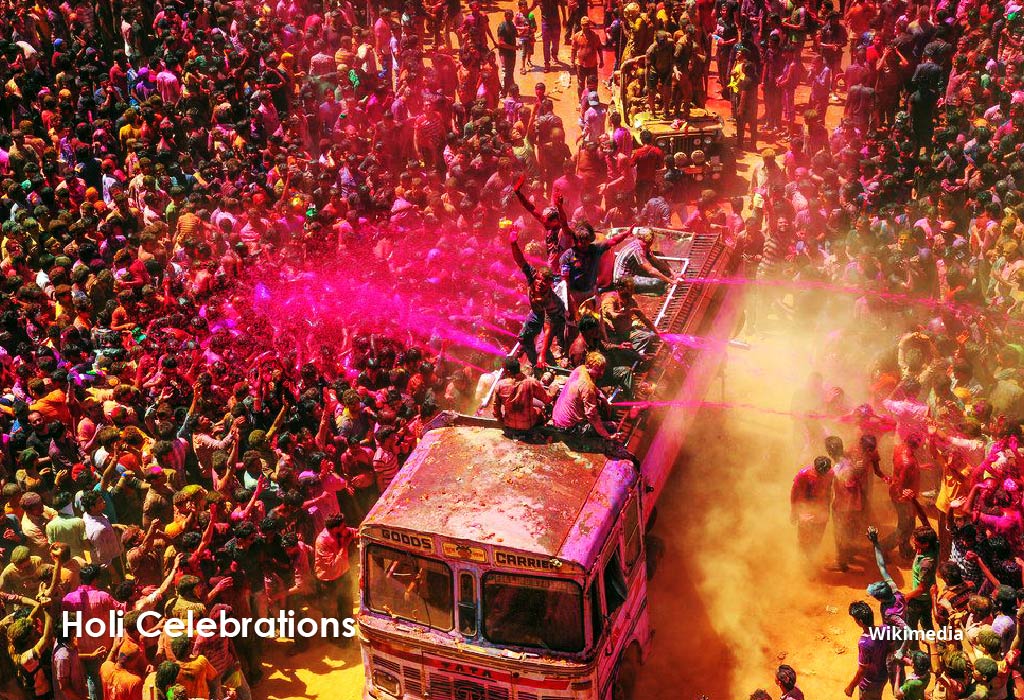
[{"x1": 372, "y1": 670, "x2": 401, "y2": 697}]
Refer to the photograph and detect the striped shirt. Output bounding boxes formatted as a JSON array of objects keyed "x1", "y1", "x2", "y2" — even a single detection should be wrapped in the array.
[
  {"x1": 613, "y1": 239, "x2": 646, "y2": 282},
  {"x1": 372, "y1": 448, "x2": 399, "y2": 492}
]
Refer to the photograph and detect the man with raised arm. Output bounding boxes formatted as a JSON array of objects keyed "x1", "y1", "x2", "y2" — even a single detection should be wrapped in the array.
[{"x1": 508, "y1": 224, "x2": 566, "y2": 368}]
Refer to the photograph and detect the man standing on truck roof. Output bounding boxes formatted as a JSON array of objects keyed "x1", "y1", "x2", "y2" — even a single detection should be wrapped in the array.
[
  {"x1": 508, "y1": 220, "x2": 566, "y2": 368},
  {"x1": 559, "y1": 223, "x2": 633, "y2": 322},
  {"x1": 493, "y1": 358, "x2": 551, "y2": 433},
  {"x1": 646, "y1": 31, "x2": 675, "y2": 116},
  {"x1": 552, "y1": 352, "x2": 619, "y2": 440},
  {"x1": 671, "y1": 31, "x2": 694, "y2": 119}
]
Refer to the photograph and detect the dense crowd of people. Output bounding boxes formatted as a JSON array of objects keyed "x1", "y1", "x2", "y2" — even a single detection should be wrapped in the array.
[
  {"x1": 0, "y1": 0, "x2": 1021, "y2": 693},
  {"x1": 774, "y1": 0, "x2": 1024, "y2": 684}
]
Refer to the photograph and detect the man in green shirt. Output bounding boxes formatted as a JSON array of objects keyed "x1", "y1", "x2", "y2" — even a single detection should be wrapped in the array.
[
  {"x1": 908, "y1": 526, "x2": 939, "y2": 633},
  {"x1": 45, "y1": 491, "x2": 90, "y2": 561},
  {"x1": 897, "y1": 651, "x2": 931, "y2": 700}
]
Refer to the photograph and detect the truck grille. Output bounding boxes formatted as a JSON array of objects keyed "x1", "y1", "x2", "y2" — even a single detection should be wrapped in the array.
[
  {"x1": 373, "y1": 656, "x2": 401, "y2": 674},
  {"x1": 371, "y1": 656, "x2": 424, "y2": 698},
  {"x1": 516, "y1": 693, "x2": 538, "y2": 700},
  {"x1": 404, "y1": 666, "x2": 424, "y2": 696},
  {"x1": 428, "y1": 674, "x2": 453, "y2": 698},
  {"x1": 427, "y1": 674, "x2": 510, "y2": 700},
  {"x1": 654, "y1": 134, "x2": 713, "y2": 156}
]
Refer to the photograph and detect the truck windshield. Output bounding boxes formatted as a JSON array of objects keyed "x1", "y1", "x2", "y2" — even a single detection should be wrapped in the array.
[
  {"x1": 481, "y1": 572, "x2": 584, "y2": 652},
  {"x1": 366, "y1": 544, "x2": 454, "y2": 631}
]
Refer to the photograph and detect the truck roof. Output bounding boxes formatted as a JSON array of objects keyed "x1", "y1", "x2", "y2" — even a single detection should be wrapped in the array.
[{"x1": 362, "y1": 426, "x2": 637, "y2": 573}]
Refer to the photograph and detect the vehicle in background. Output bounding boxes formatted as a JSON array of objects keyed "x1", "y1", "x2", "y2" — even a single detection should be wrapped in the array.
[{"x1": 610, "y1": 55, "x2": 734, "y2": 186}]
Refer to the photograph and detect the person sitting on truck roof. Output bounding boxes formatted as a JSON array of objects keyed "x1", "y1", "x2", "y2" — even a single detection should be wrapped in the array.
[
  {"x1": 601, "y1": 279, "x2": 661, "y2": 355},
  {"x1": 492, "y1": 358, "x2": 552, "y2": 433},
  {"x1": 568, "y1": 315, "x2": 637, "y2": 397},
  {"x1": 551, "y1": 351, "x2": 619, "y2": 440},
  {"x1": 612, "y1": 228, "x2": 679, "y2": 295},
  {"x1": 624, "y1": 71, "x2": 645, "y2": 122}
]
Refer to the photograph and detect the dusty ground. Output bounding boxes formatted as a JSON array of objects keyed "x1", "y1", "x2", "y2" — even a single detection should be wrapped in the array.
[
  {"x1": 249, "y1": 5, "x2": 906, "y2": 700},
  {"x1": 635, "y1": 325, "x2": 907, "y2": 699}
]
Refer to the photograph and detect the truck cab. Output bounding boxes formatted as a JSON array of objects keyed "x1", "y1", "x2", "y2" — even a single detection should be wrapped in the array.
[{"x1": 358, "y1": 427, "x2": 650, "y2": 700}]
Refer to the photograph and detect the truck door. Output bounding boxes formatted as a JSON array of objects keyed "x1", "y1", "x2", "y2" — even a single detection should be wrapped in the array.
[{"x1": 596, "y1": 491, "x2": 649, "y2": 700}]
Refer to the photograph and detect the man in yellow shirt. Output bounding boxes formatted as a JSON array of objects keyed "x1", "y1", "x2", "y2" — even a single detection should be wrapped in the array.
[
  {"x1": 600, "y1": 278, "x2": 661, "y2": 354},
  {"x1": 118, "y1": 109, "x2": 143, "y2": 149},
  {"x1": 169, "y1": 636, "x2": 219, "y2": 699}
]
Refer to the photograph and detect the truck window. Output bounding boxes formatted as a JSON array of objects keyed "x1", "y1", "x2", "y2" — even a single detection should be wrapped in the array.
[
  {"x1": 458, "y1": 572, "x2": 477, "y2": 636},
  {"x1": 622, "y1": 493, "x2": 642, "y2": 570},
  {"x1": 366, "y1": 544, "x2": 454, "y2": 631},
  {"x1": 589, "y1": 582, "x2": 604, "y2": 643},
  {"x1": 481, "y1": 573, "x2": 584, "y2": 653},
  {"x1": 603, "y1": 552, "x2": 628, "y2": 616}
]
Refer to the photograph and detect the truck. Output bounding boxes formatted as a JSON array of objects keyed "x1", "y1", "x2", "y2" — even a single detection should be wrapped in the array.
[{"x1": 356, "y1": 227, "x2": 742, "y2": 700}]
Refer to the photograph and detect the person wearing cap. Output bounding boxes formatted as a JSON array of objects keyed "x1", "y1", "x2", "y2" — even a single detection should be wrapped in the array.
[
  {"x1": 570, "y1": 16, "x2": 603, "y2": 99},
  {"x1": 580, "y1": 90, "x2": 605, "y2": 143}
]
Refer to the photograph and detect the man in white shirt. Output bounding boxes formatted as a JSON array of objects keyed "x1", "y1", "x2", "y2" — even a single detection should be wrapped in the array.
[{"x1": 80, "y1": 491, "x2": 122, "y2": 579}]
